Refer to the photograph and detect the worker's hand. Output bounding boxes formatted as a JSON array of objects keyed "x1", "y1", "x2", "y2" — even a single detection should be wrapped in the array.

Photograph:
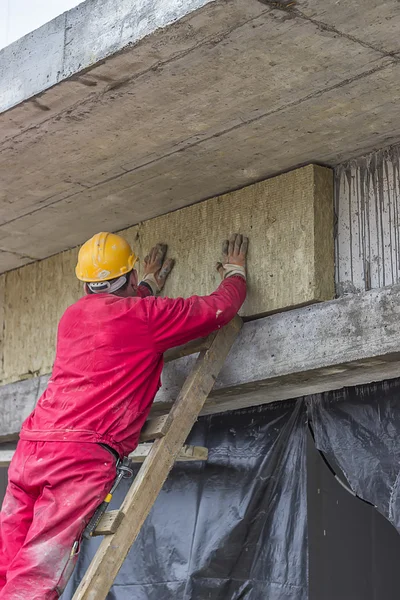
[
  {"x1": 216, "y1": 234, "x2": 248, "y2": 281},
  {"x1": 141, "y1": 244, "x2": 174, "y2": 294}
]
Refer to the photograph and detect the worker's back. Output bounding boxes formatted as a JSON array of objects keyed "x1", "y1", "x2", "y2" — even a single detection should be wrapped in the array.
[
  {"x1": 20, "y1": 293, "x2": 163, "y2": 457},
  {"x1": 20, "y1": 276, "x2": 246, "y2": 457}
]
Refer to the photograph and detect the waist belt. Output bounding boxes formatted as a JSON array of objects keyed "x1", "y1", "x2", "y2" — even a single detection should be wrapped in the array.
[{"x1": 98, "y1": 443, "x2": 120, "y2": 462}]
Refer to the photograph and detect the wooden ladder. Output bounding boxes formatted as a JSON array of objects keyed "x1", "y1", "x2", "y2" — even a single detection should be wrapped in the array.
[{"x1": 72, "y1": 315, "x2": 242, "y2": 600}]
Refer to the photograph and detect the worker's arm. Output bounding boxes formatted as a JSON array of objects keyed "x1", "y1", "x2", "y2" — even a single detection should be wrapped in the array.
[
  {"x1": 145, "y1": 234, "x2": 248, "y2": 353},
  {"x1": 146, "y1": 277, "x2": 246, "y2": 353}
]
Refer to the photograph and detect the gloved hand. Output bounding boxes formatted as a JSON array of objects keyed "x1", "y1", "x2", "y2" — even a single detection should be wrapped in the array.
[
  {"x1": 216, "y1": 234, "x2": 248, "y2": 281},
  {"x1": 140, "y1": 244, "x2": 174, "y2": 294}
]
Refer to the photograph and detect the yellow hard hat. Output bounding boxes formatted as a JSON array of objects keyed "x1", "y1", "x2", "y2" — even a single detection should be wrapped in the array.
[{"x1": 75, "y1": 232, "x2": 137, "y2": 282}]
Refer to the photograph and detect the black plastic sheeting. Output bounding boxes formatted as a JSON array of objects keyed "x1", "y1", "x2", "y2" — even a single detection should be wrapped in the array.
[
  {"x1": 63, "y1": 399, "x2": 308, "y2": 600},
  {"x1": 308, "y1": 379, "x2": 400, "y2": 532}
]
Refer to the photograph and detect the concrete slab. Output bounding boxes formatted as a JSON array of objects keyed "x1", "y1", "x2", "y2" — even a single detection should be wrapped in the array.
[
  {"x1": 0, "y1": 250, "x2": 34, "y2": 271},
  {"x1": 0, "y1": 0, "x2": 400, "y2": 272},
  {"x1": 298, "y1": 0, "x2": 400, "y2": 54}
]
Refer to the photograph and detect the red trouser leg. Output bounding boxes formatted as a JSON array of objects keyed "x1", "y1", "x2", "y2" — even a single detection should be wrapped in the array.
[
  {"x1": 0, "y1": 440, "x2": 116, "y2": 600},
  {"x1": 0, "y1": 481, "x2": 36, "y2": 590}
]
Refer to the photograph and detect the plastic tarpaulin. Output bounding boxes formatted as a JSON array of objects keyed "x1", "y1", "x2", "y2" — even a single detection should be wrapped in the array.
[
  {"x1": 308, "y1": 379, "x2": 400, "y2": 532},
  {"x1": 63, "y1": 399, "x2": 308, "y2": 600}
]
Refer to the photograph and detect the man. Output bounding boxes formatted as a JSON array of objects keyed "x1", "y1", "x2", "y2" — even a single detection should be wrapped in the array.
[{"x1": 0, "y1": 231, "x2": 248, "y2": 599}]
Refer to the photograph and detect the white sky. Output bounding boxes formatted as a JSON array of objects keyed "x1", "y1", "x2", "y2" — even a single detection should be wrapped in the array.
[{"x1": 0, "y1": 0, "x2": 82, "y2": 50}]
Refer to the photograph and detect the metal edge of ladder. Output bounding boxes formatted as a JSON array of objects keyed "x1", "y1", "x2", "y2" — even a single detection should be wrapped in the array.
[{"x1": 72, "y1": 316, "x2": 242, "y2": 600}]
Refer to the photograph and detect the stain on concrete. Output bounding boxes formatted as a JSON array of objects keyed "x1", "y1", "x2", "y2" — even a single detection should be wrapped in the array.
[{"x1": 335, "y1": 143, "x2": 400, "y2": 295}]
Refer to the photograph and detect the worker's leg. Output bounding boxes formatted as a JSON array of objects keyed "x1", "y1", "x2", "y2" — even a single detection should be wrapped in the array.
[
  {"x1": 0, "y1": 444, "x2": 37, "y2": 590},
  {"x1": 0, "y1": 441, "x2": 116, "y2": 600}
]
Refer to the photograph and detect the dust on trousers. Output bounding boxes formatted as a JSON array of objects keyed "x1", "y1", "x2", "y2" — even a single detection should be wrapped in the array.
[{"x1": 0, "y1": 440, "x2": 116, "y2": 600}]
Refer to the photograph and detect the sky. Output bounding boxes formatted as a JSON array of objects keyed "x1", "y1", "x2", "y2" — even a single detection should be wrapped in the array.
[{"x1": 0, "y1": 0, "x2": 82, "y2": 50}]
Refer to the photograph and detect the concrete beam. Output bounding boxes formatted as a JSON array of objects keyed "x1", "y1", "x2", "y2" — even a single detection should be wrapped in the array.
[
  {"x1": 2, "y1": 284, "x2": 400, "y2": 442},
  {"x1": 0, "y1": 0, "x2": 214, "y2": 112}
]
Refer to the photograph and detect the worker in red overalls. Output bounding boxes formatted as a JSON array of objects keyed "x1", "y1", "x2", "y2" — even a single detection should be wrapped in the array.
[{"x1": 0, "y1": 231, "x2": 247, "y2": 599}]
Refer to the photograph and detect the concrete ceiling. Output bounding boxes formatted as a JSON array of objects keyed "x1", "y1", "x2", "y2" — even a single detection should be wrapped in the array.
[{"x1": 0, "y1": 0, "x2": 400, "y2": 273}]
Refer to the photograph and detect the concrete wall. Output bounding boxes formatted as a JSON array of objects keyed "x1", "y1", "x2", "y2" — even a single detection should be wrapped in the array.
[
  {"x1": 335, "y1": 143, "x2": 400, "y2": 295},
  {"x1": 0, "y1": 164, "x2": 334, "y2": 386}
]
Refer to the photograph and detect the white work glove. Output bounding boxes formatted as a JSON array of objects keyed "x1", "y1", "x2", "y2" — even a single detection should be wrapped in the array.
[
  {"x1": 140, "y1": 244, "x2": 174, "y2": 295},
  {"x1": 216, "y1": 234, "x2": 248, "y2": 281}
]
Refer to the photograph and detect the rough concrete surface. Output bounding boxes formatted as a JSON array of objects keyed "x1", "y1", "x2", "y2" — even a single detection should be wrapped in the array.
[
  {"x1": 299, "y1": 0, "x2": 400, "y2": 54},
  {"x1": 335, "y1": 143, "x2": 400, "y2": 295},
  {"x1": 0, "y1": 165, "x2": 334, "y2": 384},
  {"x1": 0, "y1": 0, "x2": 400, "y2": 272},
  {"x1": 0, "y1": 0, "x2": 215, "y2": 112},
  {"x1": 3, "y1": 283, "x2": 400, "y2": 442}
]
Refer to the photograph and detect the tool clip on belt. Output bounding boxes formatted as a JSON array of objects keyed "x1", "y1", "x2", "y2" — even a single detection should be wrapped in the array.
[{"x1": 83, "y1": 456, "x2": 134, "y2": 539}]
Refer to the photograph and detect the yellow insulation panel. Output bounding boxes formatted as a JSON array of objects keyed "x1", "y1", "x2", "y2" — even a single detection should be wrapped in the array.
[{"x1": 0, "y1": 164, "x2": 334, "y2": 384}]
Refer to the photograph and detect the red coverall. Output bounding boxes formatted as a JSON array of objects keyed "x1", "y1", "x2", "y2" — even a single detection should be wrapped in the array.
[{"x1": 0, "y1": 276, "x2": 246, "y2": 599}]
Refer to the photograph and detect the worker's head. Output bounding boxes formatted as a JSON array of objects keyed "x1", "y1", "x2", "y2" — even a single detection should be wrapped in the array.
[{"x1": 75, "y1": 232, "x2": 138, "y2": 296}]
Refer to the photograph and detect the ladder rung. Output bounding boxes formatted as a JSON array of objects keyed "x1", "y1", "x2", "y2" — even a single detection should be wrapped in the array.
[
  {"x1": 129, "y1": 444, "x2": 208, "y2": 463},
  {"x1": 139, "y1": 414, "x2": 169, "y2": 442},
  {"x1": 163, "y1": 331, "x2": 217, "y2": 363},
  {"x1": 93, "y1": 445, "x2": 209, "y2": 536},
  {"x1": 94, "y1": 445, "x2": 208, "y2": 536},
  {"x1": 93, "y1": 510, "x2": 124, "y2": 537}
]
